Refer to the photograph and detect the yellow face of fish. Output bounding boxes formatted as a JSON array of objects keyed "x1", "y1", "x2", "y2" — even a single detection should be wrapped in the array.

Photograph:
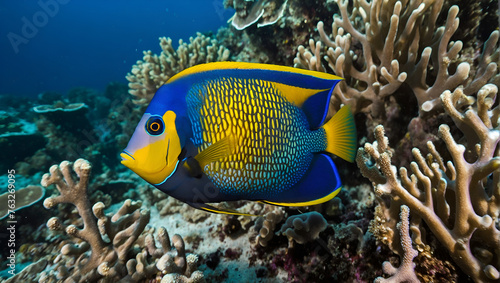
[{"x1": 120, "y1": 111, "x2": 181, "y2": 185}]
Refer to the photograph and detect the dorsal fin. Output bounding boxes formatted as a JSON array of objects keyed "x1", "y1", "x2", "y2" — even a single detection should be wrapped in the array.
[
  {"x1": 168, "y1": 62, "x2": 343, "y2": 129},
  {"x1": 168, "y1": 62, "x2": 342, "y2": 87},
  {"x1": 273, "y1": 83, "x2": 337, "y2": 128}
]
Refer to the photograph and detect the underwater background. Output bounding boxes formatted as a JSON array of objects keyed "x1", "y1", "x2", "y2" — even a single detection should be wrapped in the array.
[
  {"x1": 0, "y1": 0, "x2": 232, "y2": 96},
  {"x1": 0, "y1": 0, "x2": 499, "y2": 282}
]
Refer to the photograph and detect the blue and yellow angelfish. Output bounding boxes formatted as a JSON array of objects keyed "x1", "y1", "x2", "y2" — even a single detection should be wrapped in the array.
[{"x1": 121, "y1": 62, "x2": 356, "y2": 215}]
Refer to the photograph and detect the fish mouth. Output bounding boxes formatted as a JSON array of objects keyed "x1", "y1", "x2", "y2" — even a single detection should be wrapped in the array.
[
  {"x1": 121, "y1": 150, "x2": 135, "y2": 160},
  {"x1": 120, "y1": 150, "x2": 136, "y2": 168}
]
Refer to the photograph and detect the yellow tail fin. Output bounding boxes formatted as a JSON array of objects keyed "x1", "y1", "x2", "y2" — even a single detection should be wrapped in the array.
[{"x1": 322, "y1": 105, "x2": 357, "y2": 162}]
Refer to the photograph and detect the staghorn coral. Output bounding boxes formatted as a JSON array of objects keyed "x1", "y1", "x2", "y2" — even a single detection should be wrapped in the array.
[
  {"x1": 39, "y1": 159, "x2": 203, "y2": 282},
  {"x1": 294, "y1": 0, "x2": 498, "y2": 120},
  {"x1": 356, "y1": 83, "x2": 500, "y2": 282},
  {"x1": 126, "y1": 33, "x2": 230, "y2": 105},
  {"x1": 442, "y1": 0, "x2": 482, "y2": 49},
  {"x1": 41, "y1": 159, "x2": 150, "y2": 282},
  {"x1": 375, "y1": 205, "x2": 419, "y2": 283}
]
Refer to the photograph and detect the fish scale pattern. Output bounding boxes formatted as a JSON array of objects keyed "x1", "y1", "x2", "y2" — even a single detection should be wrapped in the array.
[{"x1": 186, "y1": 77, "x2": 327, "y2": 199}]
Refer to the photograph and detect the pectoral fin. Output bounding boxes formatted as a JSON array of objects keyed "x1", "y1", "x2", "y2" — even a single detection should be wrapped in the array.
[
  {"x1": 183, "y1": 157, "x2": 203, "y2": 178},
  {"x1": 183, "y1": 134, "x2": 238, "y2": 177},
  {"x1": 196, "y1": 135, "x2": 238, "y2": 167}
]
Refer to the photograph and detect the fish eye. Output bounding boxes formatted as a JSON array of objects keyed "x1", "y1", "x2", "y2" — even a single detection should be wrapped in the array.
[{"x1": 145, "y1": 116, "x2": 165, "y2": 136}]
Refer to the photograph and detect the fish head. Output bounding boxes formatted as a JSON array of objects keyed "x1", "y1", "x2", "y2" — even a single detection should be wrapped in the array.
[{"x1": 121, "y1": 110, "x2": 182, "y2": 185}]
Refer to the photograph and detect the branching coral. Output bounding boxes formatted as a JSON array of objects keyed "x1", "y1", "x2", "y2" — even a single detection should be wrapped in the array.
[
  {"x1": 136, "y1": 227, "x2": 204, "y2": 282},
  {"x1": 375, "y1": 205, "x2": 419, "y2": 283},
  {"x1": 40, "y1": 159, "x2": 203, "y2": 282},
  {"x1": 41, "y1": 159, "x2": 150, "y2": 281},
  {"x1": 294, "y1": 0, "x2": 498, "y2": 120},
  {"x1": 356, "y1": 83, "x2": 500, "y2": 282},
  {"x1": 126, "y1": 33, "x2": 230, "y2": 105}
]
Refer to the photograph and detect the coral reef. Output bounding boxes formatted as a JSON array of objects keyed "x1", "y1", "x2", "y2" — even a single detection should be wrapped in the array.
[
  {"x1": 252, "y1": 208, "x2": 284, "y2": 247},
  {"x1": 0, "y1": 111, "x2": 27, "y2": 135},
  {"x1": 375, "y1": 205, "x2": 419, "y2": 283},
  {"x1": 2, "y1": 0, "x2": 500, "y2": 282},
  {"x1": 228, "y1": 0, "x2": 288, "y2": 30},
  {"x1": 294, "y1": 0, "x2": 499, "y2": 137},
  {"x1": 0, "y1": 111, "x2": 46, "y2": 171},
  {"x1": 357, "y1": 83, "x2": 500, "y2": 282},
  {"x1": 130, "y1": 226, "x2": 204, "y2": 283},
  {"x1": 221, "y1": 0, "x2": 340, "y2": 65},
  {"x1": 41, "y1": 159, "x2": 149, "y2": 281},
  {"x1": 33, "y1": 101, "x2": 93, "y2": 138},
  {"x1": 37, "y1": 159, "x2": 203, "y2": 282},
  {"x1": 2, "y1": 258, "x2": 48, "y2": 283},
  {"x1": 126, "y1": 33, "x2": 230, "y2": 105},
  {"x1": 278, "y1": 211, "x2": 327, "y2": 246},
  {"x1": 9, "y1": 82, "x2": 136, "y2": 176}
]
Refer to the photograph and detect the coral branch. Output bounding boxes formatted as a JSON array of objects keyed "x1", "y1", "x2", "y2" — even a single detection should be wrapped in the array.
[
  {"x1": 40, "y1": 159, "x2": 203, "y2": 282},
  {"x1": 42, "y1": 159, "x2": 108, "y2": 273},
  {"x1": 357, "y1": 84, "x2": 500, "y2": 282},
  {"x1": 375, "y1": 205, "x2": 419, "y2": 283},
  {"x1": 294, "y1": 0, "x2": 499, "y2": 122}
]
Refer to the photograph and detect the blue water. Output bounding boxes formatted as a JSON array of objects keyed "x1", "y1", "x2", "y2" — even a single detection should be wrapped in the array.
[{"x1": 0, "y1": 0, "x2": 234, "y2": 97}]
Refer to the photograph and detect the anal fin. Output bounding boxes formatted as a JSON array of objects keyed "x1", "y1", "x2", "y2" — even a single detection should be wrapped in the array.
[
  {"x1": 263, "y1": 153, "x2": 342, "y2": 206},
  {"x1": 187, "y1": 202, "x2": 260, "y2": 216}
]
